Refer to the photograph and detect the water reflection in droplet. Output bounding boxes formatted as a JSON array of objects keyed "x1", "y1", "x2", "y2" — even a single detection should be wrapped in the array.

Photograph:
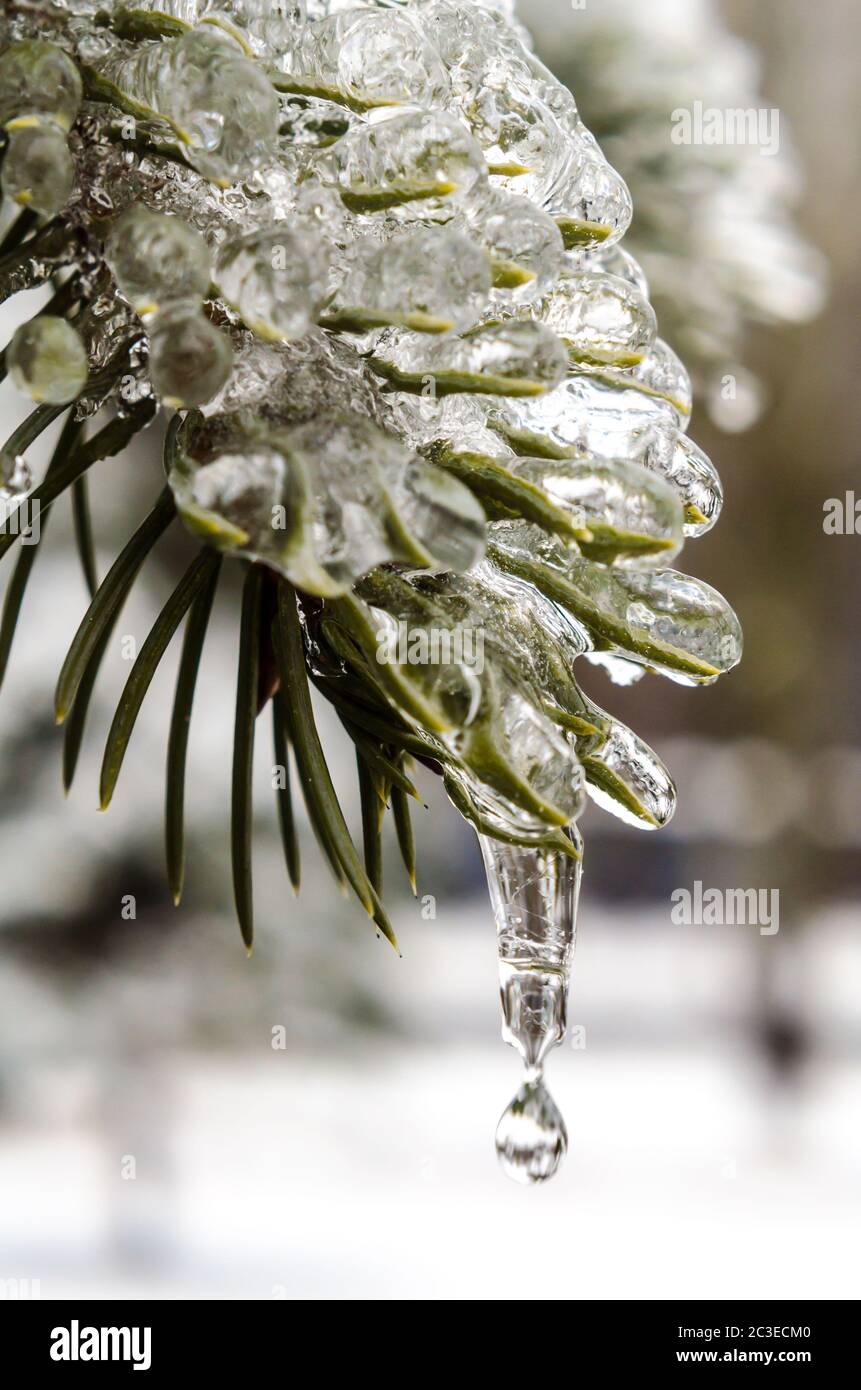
[{"x1": 495, "y1": 1075, "x2": 568, "y2": 1185}]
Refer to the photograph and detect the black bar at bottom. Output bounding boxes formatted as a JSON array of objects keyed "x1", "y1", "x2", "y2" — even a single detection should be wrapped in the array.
[{"x1": 0, "y1": 1298, "x2": 855, "y2": 1373}]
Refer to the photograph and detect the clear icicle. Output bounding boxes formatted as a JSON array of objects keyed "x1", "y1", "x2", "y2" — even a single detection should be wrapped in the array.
[{"x1": 479, "y1": 831, "x2": 583, "y2": 1184}]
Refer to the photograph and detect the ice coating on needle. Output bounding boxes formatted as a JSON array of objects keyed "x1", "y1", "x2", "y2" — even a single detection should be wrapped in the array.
[
  {"x1": 232, "y1": 3, "x2": 307, "y2": 57},
  {"x1": 371, "y1": 319, "x2": 568, "y2": 397},
  {"x1": 489, "y1": 521, "x2": 742, "y2": 684},
  {"x1": 468, "y1": 188, "x2": 564, "y2": 298},
  {"x1": 171, "y1": 411, "x2": 486, "y2": 591},
  {"x1": 276, "y1": 10, "x2": 450, "y2": 109},
  {"x1": 539, "y1": 269, "x2": 658, "y2": 366},
  {"x1": 486, "y1": 354, "x2": 718, "y2": 530},
  {"x1": 214, "y1": 224, "x2": 334, "y2": 342},
  {"x1": 317, "y1": 107, "x2": 489, "y2": 214},
  {"x1": 506, "y1": 455, "x2": 685, "y2": 563},
  {"x1": 324, "y1": 225, "x2": 492, "y2": 334},
  {"x1": 102, "y1": 26, "x2": 280, "y2": 181}
]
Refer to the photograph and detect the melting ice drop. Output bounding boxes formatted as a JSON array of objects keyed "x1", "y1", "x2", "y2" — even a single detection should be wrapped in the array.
[
  {"x1": 479, "y1": 832, "x2": 582, "y2": 1184},
  {"x1": 495, "y1": 1073, "x2": 568, "y2": 1185}
]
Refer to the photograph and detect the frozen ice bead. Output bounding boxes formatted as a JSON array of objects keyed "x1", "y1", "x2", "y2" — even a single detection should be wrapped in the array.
[
  {"x1": 576, "y1": 709, "x2": 676, "y2": 830},
  {"x1": 169, "y1": 442, "x2": 313, "y2": 569},
  {"x1": 371, "y1": 319, "x2": 568, "y2": 397},
  {"x1": 276, "y1": 10, "x2": 449, "y2": 110},
  {"x1": 283, "y1": 181, "x2": 352, "y2": 300},
  {"x1": 570, "y1": 339, "x2": 693, "y2": 431},
  {"x1": 103, "y1": 28, "x2": 279, "y2": 182},
  {"x1": 473, "y1": 78, "x2": 577, "y2": 205},
  {"x1": 481, "y1": 674, "x2": 584, "y2": 825},
  {"x1": 148, "y1": 306, "x2": 233, "y2": 407},
  {"x1": 104, "y1": 206, "x2": 211, "y2": 317},
  {"x1": 1, "y1": 125, "x2": 74, "y2": 217},
  {"x1": 323, "y1": 226, "x2": 492, "y2": 334},
  {"x1": 390, "y1": 456, "x2": 488, "y2": 572},
  {"x1": 320, "y1": 109, "x2": 488, "y2": 215},
  {"x1": 467, "y1": 190, "x2": 564, "y2": 297},
  {"x1": 443, "y1": 765, "x2": 565, "y2": 848},
  {"x1": 450, "y1": 665, "x2": 586, "y2": 827},
  {"x1": 7, "y1": 316, "x2": 89, "y2": 405},
  {"x1": 539, "y1": 269, "x2": 657, "y2": 367},
  {"x1": 353, "y1": 600, "x2": 485, "y2": 734},
  {"x1": 214, "y1": 225, "x2": 332, "y2": 343},
  {"x1": 666, "y1": 435, "x2": 724, "y2": 536},
  {"x1": 617, "y1": 337, "x2": 693, "y2": 425},
  {"x1": 0, "y1": 40, "x2": 83, "y2": 134},
  {"x1": 549, "y1": 155, "x2": 633, "y2": 250},
  {"x1": 346, "y1": 592, "x2": 489, "y2": 733},
  {"x1": 609, "y1": 566, "x2": 743, "y2": 684}
]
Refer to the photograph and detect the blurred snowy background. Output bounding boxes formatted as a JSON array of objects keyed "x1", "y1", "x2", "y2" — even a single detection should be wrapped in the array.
[{"x1": 1, "y1": 0, "x2": 860, "y2": 1300}]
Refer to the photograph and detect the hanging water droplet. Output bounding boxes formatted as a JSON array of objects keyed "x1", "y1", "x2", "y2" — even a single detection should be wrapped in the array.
[
  {"x1": 495, "y1": 1074, "x2": 568, "y2": 1185},
  {"x1": 480, "y1": 834, "x2": 581, "y2": 1184}
]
